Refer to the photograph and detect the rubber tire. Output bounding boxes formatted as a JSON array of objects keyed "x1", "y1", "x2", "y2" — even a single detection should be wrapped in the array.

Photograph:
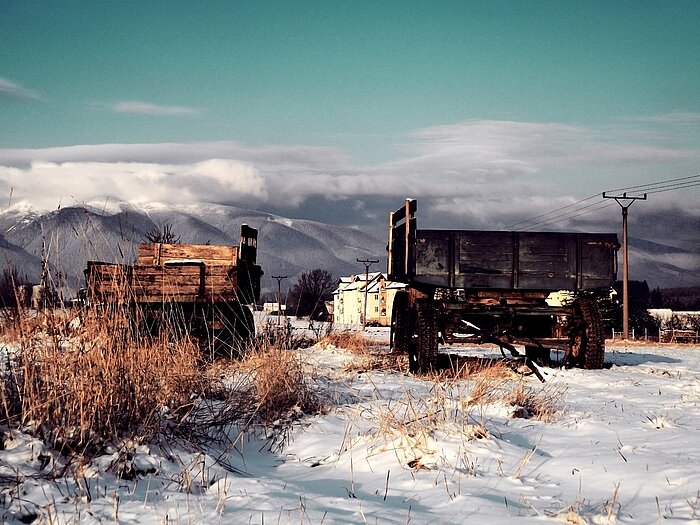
[
  {"x1": 569, "y1": 297, "x2": 605, "y2": 369},
  {"x1": 408, "y1": 300, "x2": 439, "y2": 374},
  {"x1": 390, "y1": 291, "x2": 410, "y2": 354}
]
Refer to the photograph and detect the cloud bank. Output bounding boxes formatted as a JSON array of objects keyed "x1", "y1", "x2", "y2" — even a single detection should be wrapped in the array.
[{"x1": 1, "y1": 118, "x2": 698, "y2": 248}]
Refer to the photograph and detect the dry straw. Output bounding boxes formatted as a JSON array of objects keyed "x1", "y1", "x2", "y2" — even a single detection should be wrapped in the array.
[{"x1": 1, "y1": 305, "x2": 205, "y2": 454}]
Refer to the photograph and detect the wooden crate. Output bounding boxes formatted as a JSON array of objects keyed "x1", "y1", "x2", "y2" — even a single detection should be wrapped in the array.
[
  {"x1": 138, "y1": 243, "x2": 238, "y2": 267},
  {"x1": 86, "y1": 261, "x2": 238, "y2": 303}
]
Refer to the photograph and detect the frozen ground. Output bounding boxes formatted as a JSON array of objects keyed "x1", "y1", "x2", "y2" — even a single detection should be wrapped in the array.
[{"x1": 1, "y1": 331, "x2": 699, "y2": 524}]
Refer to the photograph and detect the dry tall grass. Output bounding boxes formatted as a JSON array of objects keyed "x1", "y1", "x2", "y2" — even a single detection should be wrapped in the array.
[
  {"x1": 237, "y1": 347, "x2": 322, "y2": 423},
  {"x1": 319, "y1": 331, "x2": 372, "y2": 354},
  {"x1": 1, "y1": 306, "x2": 205, "y2": 453},
  {"x1": 506, "y1": 380, "x2": 565, "y2": 422},
  {"x1": 1, "y1": 298, "x2": 328, "y2": 459}
]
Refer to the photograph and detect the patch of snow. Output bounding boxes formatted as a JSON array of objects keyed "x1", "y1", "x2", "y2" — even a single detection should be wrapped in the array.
[
  {"x1": 1, "y1": 338, "x2": 699, "y2": 524},
  {"x1": 267, "y1": 216, "x2": 294, "y2": 227}
]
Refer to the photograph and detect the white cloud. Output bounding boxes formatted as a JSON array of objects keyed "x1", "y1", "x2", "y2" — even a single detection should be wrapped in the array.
[
  {"x1": 111, "y1": 101, "x2": 199, "y2": 116},
  {"x1": 0, "y1": 117, "x2": 698, "y2": 238},
  {"x1": 0, "y1": 77, "x2": 40, "y2": 100},
  {"x1": 0, "y1": 159, "x2": 266, "y2": 210}
]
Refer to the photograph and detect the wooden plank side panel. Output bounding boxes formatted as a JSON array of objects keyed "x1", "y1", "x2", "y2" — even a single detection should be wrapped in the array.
[
  {"x1": 579, "y1": 233, "x2": 619, "y2": 288},
  {"x1": 85, "y1": 262, "x2": 132, "y2": 302},
  {"x1": 137, "y1": 244, "x2": 159, "y2": 265},
  {"x1": 130, "y1": 265, "x2": 237, "y2": 302},
  {"x1": 456, "y1": 231, "x2": 514, "y2": 288},
  {"x1": 87, "y1": 263, "x2": 238, "y2": 303},
  {"x1": 517, "y1": 233, "x2": 577, "y2": 289},
  {"x1": 137, "y1": 244, "x2": 238, "y2": 266},
  {"x1": 414, "y1": 230, "x2": 451, "y2": 287},
  {"x1": 388, "y1": 222, "x2": 407, "y2": 281}
]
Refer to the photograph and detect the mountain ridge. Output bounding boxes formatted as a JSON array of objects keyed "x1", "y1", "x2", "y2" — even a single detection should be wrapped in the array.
[
  {"x1": 1, "y1": 201, "x2": 698, "y2": 295},
  {"x1": 0, "y1": 201, "x2": 388, "y2": 296}
]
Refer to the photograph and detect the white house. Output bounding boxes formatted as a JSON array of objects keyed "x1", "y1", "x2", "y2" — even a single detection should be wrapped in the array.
[{"x1": 333, "y1": 272, "x2": 407, "y2": 327}]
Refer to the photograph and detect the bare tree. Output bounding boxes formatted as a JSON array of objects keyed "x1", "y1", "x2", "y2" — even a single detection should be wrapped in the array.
[
  {"x1": 290, "y1": 269, "x2": 335, "y2": 319},
  {"x1": 144, "y1": 223, "x2": 181, "y2": 244}
]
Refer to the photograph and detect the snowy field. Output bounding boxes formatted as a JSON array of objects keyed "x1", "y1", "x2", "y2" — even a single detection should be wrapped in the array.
[{"x1": 2, "y1": 330, "x2": 699, "y2": 524}]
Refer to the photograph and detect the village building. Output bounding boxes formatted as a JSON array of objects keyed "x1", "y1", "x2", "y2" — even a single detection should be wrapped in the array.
[
  {"x1": 333, "y1": 272, "x2": 407, "y2": 327},
  {"x1": 262, "y1": 302, "x2": 286, "y2": 314}
]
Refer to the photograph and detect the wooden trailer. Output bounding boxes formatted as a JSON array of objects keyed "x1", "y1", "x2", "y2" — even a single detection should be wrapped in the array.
[
  {"x1": 84, "y1": 225, "x2": 262, "y2": 357},
  {"x1": 388, "y1": 199, "x2": 619, "y2": 376}
]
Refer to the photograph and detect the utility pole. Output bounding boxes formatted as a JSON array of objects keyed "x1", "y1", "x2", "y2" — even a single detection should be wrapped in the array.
[
  {"x1": 271, "y1": 275, "x2": 287, "y2": 327},
  {"x1": 603, "y1": 192, "x2": 647, "y2": 340},
  {"x1": 357, "y1": 258, "x2": 379, "y2": 330}
]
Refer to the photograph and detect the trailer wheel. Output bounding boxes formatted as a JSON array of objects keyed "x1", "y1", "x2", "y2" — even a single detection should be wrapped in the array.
[
  {"x1": 390, "y1": 291, "x2": 410, "y2": 354},
  {"x1": 568, "y1": 297, "x2": 605, "y2": 369},
  {"x1": 408, "y1": 300, "x2": 439, "y2": 373}
]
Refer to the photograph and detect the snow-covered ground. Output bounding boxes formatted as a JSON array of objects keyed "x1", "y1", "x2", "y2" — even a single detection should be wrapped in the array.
[{"x1": 2, "y1": 333, "x2": 699, "y2": 524}]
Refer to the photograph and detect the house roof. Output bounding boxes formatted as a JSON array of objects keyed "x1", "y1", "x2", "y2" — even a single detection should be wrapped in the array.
[
  {"x1": 334, "y1": 272, "x2": 407, "y2": 294},
  {"x1": 355, "y1": 271, "x2": 383, "y2": 283}
]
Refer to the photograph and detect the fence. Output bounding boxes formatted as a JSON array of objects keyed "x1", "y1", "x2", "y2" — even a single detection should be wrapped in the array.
[{"x1": 610, "y1": 328, "x2": 699, "y2": 343}]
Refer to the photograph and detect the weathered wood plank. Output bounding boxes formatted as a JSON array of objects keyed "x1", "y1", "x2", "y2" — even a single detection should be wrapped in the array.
[
  {"x1": 137, "y1": 243, "x2": 238, "y2": 266},
  {"x1": 86, "y1": 261, "x2": 239, "y2": 303}
]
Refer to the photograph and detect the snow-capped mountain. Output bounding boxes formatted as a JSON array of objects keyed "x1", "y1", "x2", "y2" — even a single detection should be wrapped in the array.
[
  {"x1": 1, "y1": 201, "x2": 698, "y2": 296},
  {"x1": 0, "y1": 202, "x2": 387, "y2": 296}
]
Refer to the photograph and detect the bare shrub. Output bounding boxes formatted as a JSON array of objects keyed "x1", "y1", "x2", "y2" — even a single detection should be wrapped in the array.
[
  {"x1": 144, "y1": 222, "x2": 181, "y2": 244},
  {"x1": 0, "y1": 266, "x2": 31, "y2": 310}
]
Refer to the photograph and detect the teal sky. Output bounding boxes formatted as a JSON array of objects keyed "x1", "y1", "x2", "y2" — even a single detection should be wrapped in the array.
[
  {"x1": 3, "y1": 1, "x2": 699, "y2": 152},
  {"x1": 1, "y1": 0, "x2": 699, "y2": 256}
]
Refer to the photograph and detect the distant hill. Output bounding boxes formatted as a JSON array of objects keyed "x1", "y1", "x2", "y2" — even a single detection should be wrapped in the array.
[
  {"x1": 1, "y1": 202, "x2": 698, "y2": 298},
  {"x1": 626, "y1": 237, "x2": 700, "y2": 289}
]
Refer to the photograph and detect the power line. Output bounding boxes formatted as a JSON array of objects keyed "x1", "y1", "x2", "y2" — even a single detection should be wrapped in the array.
[
  {"x1": 516, "y1": 200, "x2": 609, "y2": 231},
  {"x1": 508, "y1": 174, "x2": 699, "y2": 232},
  {"x1": 503, "y1": 193, "x2": 600, "y2": 230},
  {"x1": 518, "y1": 201, "x2": 617, "y2": 231},
  {"x1": 606, "y1": 173, "x2": 700, "y2": 194},
  {"x1": 645, "y1": 180, "x2": 700, "y2": 195}
]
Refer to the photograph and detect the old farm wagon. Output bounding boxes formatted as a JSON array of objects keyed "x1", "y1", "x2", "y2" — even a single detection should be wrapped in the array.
[
  {"x1": 388, "y1": 199, "x2": 619, "y2": 377},
  {"x1": 84, "y1": 225, "x2": 263, "y2": 357}
]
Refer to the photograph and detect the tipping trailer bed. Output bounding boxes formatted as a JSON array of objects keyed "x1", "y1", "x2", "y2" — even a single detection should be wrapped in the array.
[{"x1": 387, "y1": 199, "x2": 619, "y2": 376}]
